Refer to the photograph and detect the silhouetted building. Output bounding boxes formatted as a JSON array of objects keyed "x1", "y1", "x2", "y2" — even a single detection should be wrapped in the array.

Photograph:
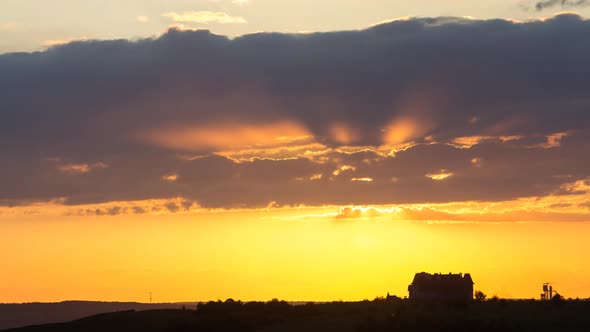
[{"x1": 408, "y1": 272, "x2": 474, "y2": 302}]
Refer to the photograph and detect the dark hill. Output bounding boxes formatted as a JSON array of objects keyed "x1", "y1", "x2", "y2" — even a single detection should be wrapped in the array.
[
  {"x1": 0, "y1": 301, "x2": 188, "y2": 330},
  {"x1": 4, "y1": 298, "x2": 590, "y2": 332}
]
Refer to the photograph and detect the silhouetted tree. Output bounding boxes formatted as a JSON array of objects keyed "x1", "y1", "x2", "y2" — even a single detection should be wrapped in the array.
[
  {"x1": 552, "y1": 293, "x2": 564, "y2": 304},
  {"x1": 474, "y1": 290, "x2": 487, "y2": 302}
]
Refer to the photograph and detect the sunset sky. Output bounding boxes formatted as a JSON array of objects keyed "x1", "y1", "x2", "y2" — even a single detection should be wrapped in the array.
[{"x1": 2, "y1": 0, "x2": 590, "y2": 303}]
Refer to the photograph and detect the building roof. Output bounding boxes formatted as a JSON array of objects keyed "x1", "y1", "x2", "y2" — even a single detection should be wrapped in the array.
[{"x1": 411, "y1": 272, "x2": 474, "y2": 286}]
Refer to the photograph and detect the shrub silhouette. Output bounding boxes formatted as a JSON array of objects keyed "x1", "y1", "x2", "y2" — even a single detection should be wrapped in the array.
[{"x1": 475, "y1": 290, "x2": 487, "y2": 302}]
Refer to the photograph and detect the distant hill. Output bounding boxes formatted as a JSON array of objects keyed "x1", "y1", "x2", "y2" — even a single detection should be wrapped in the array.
[
  {"x1": 0, "y1": 301, "x2": 189, "y2": 330},
  {"x1": 4, "y1": 298, "x2": 590, "y2": 332}
]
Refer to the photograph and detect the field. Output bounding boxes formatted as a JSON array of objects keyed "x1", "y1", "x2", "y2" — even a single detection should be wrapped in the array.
[{"x1": 4, "y1": 298, "x2": 590, "y2": 332}]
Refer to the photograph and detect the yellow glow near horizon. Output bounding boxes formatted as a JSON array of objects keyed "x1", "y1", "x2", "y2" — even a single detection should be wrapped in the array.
[
  {"x1": 1, "y1": 206, "x2": 590, "y2": 303},
  {"x1": 142, "y1": 121, "x2": 312, "y2": 151},
  {"x1": 330, "y1": 123, "x2": 361, "y2": 145},
  {"x1": 351, "y1": 177, "x2": 374, "y2": 182},
  {"x1": 425, "y1": 170, "x2": 454, "y2": 180}
]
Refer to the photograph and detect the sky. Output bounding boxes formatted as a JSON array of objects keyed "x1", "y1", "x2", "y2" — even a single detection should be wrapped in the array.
[
  {"x1": 2, "y1": 0, "x2": 590, "y2": 53},
  {"x1": 2, "y1": 0, "x2": 590, "y2": 303}
]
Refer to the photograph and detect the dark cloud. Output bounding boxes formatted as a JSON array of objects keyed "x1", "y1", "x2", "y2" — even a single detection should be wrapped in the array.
[
  {"x1": 334, "y1": 207, "x2": 385, "y2": 220},
  {"x1": 132, "y1": 206, "x2": 147, "y2": 214},
  {"x1": 549, "y1": 203, "x2": 573, "y2": 208},
  {"x1": 72, "y1": 199, "x2": 195, "y2": 216},
  {"x1": 330, "y1": 205, "x2": 590, "y2": 222},
  {"x1": 2, "y1": 14, "x2": 590, "y2": 208},
  {"x1": 534, "y1": 0, "x2": 589, "y2": 11},
  {"x1": 2, "y1": 135, "x2": 589, "y2": 208},
  {"x1": 335, "y1": 207, "x2": 364, "y2": 220},
  {"x1": 398, "y1": 207, "x2": 590, "y2": 222},
  {"x1": 164, "y1": 202, "x2": 180, "y2": 213}
]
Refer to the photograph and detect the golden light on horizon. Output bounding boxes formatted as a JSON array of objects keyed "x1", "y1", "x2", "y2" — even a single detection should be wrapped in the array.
[
  {"x1": 142, "y1": 121, "x2": 312, "y2": 151},
  {"x1": 309, "y1": 173, "x2": 323, "y2": 181},
  {"x1": 383, "y1": 118, "x2": 420, "y2": 145},
  {"x1": 2, "y1": 206, "x2": 590, "y2": 303},
  {"x1": 425, "y1": 170, "x2": 454, "y2": 181},
  {"x1": 333, "y1": 165, "x2": 357, "y2": 176},
  {"x1": 351, "y1": 177, "x2": 374, "y2": 182},
  {"x1": 451, "y1": 135, "x2": 523, "y2": 148},
  {"x1": 55, "y1": 162, "x2": 109, "y2": 174},
  {"x1": 471, "y1": 157, "x2": 483, "y2": 168},
  {"x1": 162, "y1": 173, "x2": 179, "y2": 182},
  {"x1": 3, "y1": 8, "x2": 590, "y2": 312},
  {"x1": 329, "y1": 123, "x2": 360, "y2": 145}
]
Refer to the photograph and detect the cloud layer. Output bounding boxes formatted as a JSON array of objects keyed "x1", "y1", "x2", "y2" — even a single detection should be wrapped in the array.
[
  {"x1": 1, "y1": 14, "x2": 590, "y2": 212},
  {"x1": 162, "y1": 11, "x2": 247, "y2": 24},
  {"x1": 533, "y1": 0, "x2": 589, "y2": 11}
]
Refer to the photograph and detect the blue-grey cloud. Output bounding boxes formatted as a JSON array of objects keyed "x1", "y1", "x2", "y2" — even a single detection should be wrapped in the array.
[{"x1": 1, "y1": 14, "x2": 590, "y2": 208}]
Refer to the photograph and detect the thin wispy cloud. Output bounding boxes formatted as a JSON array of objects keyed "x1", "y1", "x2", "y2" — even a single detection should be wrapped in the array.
[
  {"x1": 532, "y1": 0, "x2": 589, "y2": 11},
  {"x1": 232, "y1": 0, "x2": 250, "y2": 5},
  {"x1": 42, "y1": 36, "x2": 89, "y2": 47},
  {"x1": 136, "y1": 15, "x2": 150, "y2": 23},
  {"x1": 56, "y1": 162, "x2": 109, "y2": 175},
  {"x1": 0, "y1": 23, "x2": 17, "y2": 31},
  {"x1": 162, "y1": 11, "x2": 247, "y2": 24},
  {"x1": 166, "y1": 23, "x2": 206, "y2": 31}
]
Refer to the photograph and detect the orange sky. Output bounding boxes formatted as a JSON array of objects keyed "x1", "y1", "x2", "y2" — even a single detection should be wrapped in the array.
[
  {"x1": 1, "y1": 206, "x2": 590, "y2": 303},
  {"x1": 2, "y1": 124, "x2": 590, "y2": 303},
  {"x1": 3, "y1": 13, "x2": 590, "y2": 304}
]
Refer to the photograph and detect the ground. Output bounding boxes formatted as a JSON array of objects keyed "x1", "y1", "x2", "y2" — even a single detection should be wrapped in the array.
[{"x1": 4, "y1": 298, "x2": 590, "y2": 332}]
